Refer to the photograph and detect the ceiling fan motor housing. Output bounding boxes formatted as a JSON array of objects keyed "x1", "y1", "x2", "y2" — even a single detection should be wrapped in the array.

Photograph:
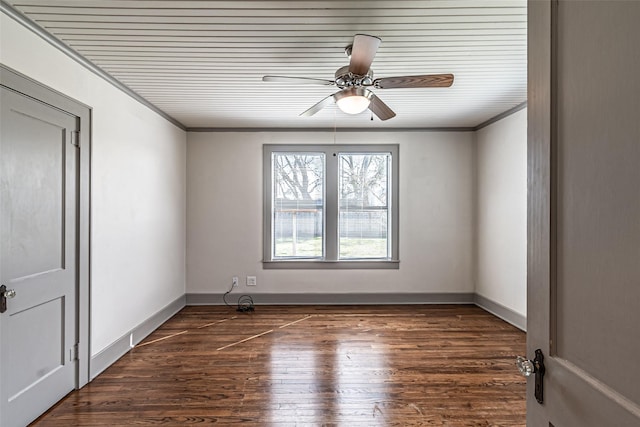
[{"x1": 334, "y1": 65, "x2": 374, "y2": 88}]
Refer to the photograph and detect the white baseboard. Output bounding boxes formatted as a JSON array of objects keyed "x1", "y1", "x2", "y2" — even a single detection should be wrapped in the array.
[
  {"x1": 474, "y1": 293, "x2": 526, "y2": 331},
  {"x1": 186, "y1": 292, "x2": 476, "y2": 305},
  {"x1": 89, "y1": 295, "x2": 186, "y2": 380}
]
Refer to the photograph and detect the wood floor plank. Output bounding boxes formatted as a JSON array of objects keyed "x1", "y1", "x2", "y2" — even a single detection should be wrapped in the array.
[{"x1": 31, "y1": 305, "x2": 526, "y2": 426}]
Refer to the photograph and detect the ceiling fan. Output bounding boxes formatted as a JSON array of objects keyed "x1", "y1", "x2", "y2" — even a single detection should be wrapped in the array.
[{"x1": 262, "y1": 34, "x2": 454, "y2": 121}]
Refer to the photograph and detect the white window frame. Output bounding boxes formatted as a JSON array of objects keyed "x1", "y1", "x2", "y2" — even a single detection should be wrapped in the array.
[{"x1": 263, "y1": 144, "x2": 399, "y2": 269}]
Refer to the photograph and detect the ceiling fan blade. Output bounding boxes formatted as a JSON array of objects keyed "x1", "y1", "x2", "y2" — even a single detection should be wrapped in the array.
[
  {"x1": 300, "y1": 93, "x2": 337, "y2": 117},
  {"x1": 368, "y1": 94, "x2": 396, "y2": 121},
  {"x1": 262, "y1": 75, "x2": 334, "y2": 86},
  {"x1": 348, "y1": 34, "x2": 381, "y2": 76},
  {"x1": 374, "y1": 73, "x2": 454, "y2": 89}
]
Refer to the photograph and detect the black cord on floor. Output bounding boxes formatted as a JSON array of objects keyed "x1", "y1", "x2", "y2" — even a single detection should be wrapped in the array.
[
  {"x1": 236, "y1": 295, "x2": 254, "y2": 313},
  {"x1": 222, "y1": 282, "x2": 234, "y2": 308},
  {"x1": 222, "y1": 282, "x2": 254, "y2": 313}
]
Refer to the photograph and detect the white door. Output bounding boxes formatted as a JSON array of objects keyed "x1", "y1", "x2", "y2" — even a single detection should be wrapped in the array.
[
  {"x1": 527, "y1": 1, "x2": 640, "y2": 426},
  {"x1": 0, "y1": 86, "x2": 79, "y2": 427}
]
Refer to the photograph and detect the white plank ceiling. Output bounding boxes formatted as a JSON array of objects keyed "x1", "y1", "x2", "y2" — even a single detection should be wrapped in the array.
[{"x1": 6, "y1": 0, "x2": 527, "y2": 129}]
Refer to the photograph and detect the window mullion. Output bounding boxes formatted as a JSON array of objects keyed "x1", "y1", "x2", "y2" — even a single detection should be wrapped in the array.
[
  {"x1": 325, "y1": 149, "x2": 339, "y2": 261},
  {"x1": 390, "y1": 148, "x2": 399, "y2": 261}
]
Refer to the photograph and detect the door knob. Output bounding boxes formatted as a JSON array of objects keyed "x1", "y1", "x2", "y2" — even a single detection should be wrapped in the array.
[
  {"x1": 516, "y1": 356, "x2": 535, "y2": 376},
  {"x1": 0, "y1": 284, "x2": 16, "y2": 314},
  {"x1": 516, "y1": 349, "x2": 545, "y2": 404}
]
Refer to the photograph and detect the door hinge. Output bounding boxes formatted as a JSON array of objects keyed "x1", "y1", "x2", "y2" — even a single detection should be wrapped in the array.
[
  {"x1": 70, "y1": 343, "x2": 79, "y2": 361},
  {"x1": 71, "y1": 130, "x2": 80, "y2": 148}
]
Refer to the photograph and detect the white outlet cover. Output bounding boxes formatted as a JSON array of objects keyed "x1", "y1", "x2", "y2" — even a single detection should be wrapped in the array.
[{"x1": 247, "y1": 276, "x2": 257, "y2": 286}]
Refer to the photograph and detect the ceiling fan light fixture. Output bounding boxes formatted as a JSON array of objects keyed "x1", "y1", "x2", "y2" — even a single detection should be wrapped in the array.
[
  {"x1": 336, "y1": 95, "x2": 370, "y2": 114},
  {"x1": 335, "y1": 88, "x2": 372, "y2": 115}
]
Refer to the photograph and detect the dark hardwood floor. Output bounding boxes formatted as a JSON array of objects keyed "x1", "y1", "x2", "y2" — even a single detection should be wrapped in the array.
[{"x1": 32, "y1": 305, "x2": 526, "y2": 426}]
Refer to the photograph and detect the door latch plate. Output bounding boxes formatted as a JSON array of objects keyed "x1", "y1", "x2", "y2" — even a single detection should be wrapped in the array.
[
  {"x1": 533, "y1": 348, "x2": 546, "y2": 404},
  {"x1": 0, "y1": 285, "x2": 6, "y2": 313}
]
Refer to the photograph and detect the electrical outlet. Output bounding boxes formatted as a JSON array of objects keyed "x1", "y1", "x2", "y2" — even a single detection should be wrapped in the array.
[
  {"x1": 247, "y1": 276, "x2": 257, "y2": 286},
  {"x1": 232, "y1": 276, "x2": 238, "y2": 287}
]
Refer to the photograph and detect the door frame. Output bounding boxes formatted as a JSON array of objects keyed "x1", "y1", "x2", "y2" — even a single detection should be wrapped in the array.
[
  {"x1": 527, "y1": 0, "x2": 553, "y2": 423},
  {"x1": 1, "y1": 64, "x2": 91, "y2": 388}
]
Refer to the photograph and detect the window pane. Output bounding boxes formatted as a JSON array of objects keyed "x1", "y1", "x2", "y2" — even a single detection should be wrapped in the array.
[
  {"x1": 338, "y1": 153, "x2": 390, "y2": 259},
  {"x1": 272, "y1": 153, "x2": 324, "y2": 258}
]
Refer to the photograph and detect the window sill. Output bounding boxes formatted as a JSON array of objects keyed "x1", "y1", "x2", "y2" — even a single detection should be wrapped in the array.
[{"x1": 262, "y1": 260, "x2": 400, "y2": 270}]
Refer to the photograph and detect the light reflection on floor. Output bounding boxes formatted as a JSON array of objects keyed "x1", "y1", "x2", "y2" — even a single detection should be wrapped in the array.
[
  {"x1": 267, "y1": 321, "x2": 389, "y2": 424},
  {"x1": 268, "y1": 340, "x2": 322, "y2": 424}
]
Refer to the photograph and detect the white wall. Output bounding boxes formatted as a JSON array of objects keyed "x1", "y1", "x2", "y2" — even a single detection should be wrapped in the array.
[
  {"x1": 1, "y1": 14, "x2": 187, "y2": 355},
  {"x1": 187, "y1": 131, "x2": 475, "y2": 296},
  {"x1": 1, "y1": 9, "x2": 526, "y2": 353},
  {"x1": 475, "y1": 109, "x2": 527, "y2": 316}
]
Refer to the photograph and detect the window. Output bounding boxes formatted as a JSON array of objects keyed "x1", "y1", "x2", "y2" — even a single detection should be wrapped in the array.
[
  {"x1": 264, "y1": 144, "x2": 399, "y2": 269},
  {"x1": 272, "y1": 152, "x2": 324, "y2": 259}
]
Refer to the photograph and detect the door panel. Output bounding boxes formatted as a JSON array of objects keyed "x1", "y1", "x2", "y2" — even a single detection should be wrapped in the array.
[
  {"x1": 0, "y1": 87, "x2": 78, "y2": 427},
  {"x1": 554, "y1": 0, "x2": 640, "y2": 405},
  {"x1": 528, "y1": 1, "x2": 640, "y2": 425},
  {"x1": 7, "y1": 296, "x2": 65, "y2": 399},
  {"x1": 2, "y1": 109, "x2": 66, "y2": 280}
]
